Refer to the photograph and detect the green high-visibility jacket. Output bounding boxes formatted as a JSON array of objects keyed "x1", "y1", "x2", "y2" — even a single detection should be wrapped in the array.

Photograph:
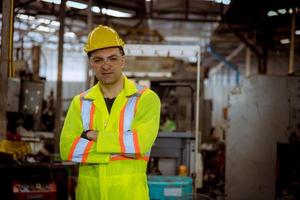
[{"x1": 60, "y1": 76, "x2": 161, "y2": 200}]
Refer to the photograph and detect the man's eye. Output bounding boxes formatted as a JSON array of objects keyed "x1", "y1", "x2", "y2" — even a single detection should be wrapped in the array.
[
  {"x1": 109, "y1": 57, "x2": 118, "y2": 61},
  {"x1": 94, "y1": 59, "x2": 104, "y2": 63}
]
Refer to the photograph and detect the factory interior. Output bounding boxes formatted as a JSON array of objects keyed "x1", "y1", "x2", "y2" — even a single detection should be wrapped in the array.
[{"x1": 0, "y1": 0, "x2": 300, "y2": 199}]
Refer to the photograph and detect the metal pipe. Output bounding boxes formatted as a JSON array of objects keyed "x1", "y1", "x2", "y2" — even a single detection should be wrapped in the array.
[
  {"x1": 209, "y1": 44, "x2": 244, "y2": 74},
  {"x1": 228, "y1": 23, "x2": 267, "y2": 73},
  {"x1": 288, "y1": 12, "x2": 296, "y2": 74},
  {"x1": 195, "y1": 47, "x2": 201, "y2": 145},
  {"x1": 54, "y1": 0, "x2": 66, "y2": 154},
  {"x1": 195, "y1": 45, "x2": 201, "y2": 188},
  {"x1": 245, "y1": 47, "x2": 251, "y2": 77},
  {"x1": 208, "y1": 45, "x2": 240, "y2": 85},
  {"x1": 32, "y1": 46, "x2": 41, "y2": 81},
  {"x1": 87, "y1": 0, "x2": 93, "y2": 88},
  {"x1": 8, "y1": 0, "x2": 14, "y2": 78}
]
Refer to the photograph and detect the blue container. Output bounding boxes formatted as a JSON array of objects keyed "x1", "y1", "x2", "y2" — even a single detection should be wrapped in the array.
[{"x1": 147, "y1": 176, "x2": 193, "y2": 200}]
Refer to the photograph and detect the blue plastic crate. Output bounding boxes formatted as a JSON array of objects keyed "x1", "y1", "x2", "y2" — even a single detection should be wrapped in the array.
[{"x1": 147, "y1": 176, "x2": 193, "y2": 200}]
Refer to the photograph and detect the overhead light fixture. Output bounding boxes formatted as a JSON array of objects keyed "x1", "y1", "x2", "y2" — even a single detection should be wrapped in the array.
[
  {"x1": 102, "y1": 8, "x2": 133, "y2": 18},
  {"x1": 17, "y1": 14, "x2": 35, "y2": 21},
  {"x1": 277, "y1": 9, "x2": 287, "y2": 14},
  {"x1": 91, "y1": 6, "x2": 101, "y2": 13},
  {"x1": 37, "y1": 25, "x2": 56, "y2": 33},
  {"x1": 124, "y1": 44, "x2": 199, "y2": 58},
  {"x1": 280, "y1": 38, "x2": 290, "y2": 44},
  {"x1": 37, "y1": 18, "x2": 51, "y2": 24},
  {"x1": 66, "y1": 1, "x2": 87, "y2": 9},
  {"x1": 42, "y1": 0, "x2": 88, "y2": 10},
  {"x1": 41, "y1": 0, "x2": 61, "y2": 4},
  {"x1": 267, "y1": 10, "x2": 278, "y2": 17},
  {"x1": 222, "y1": 0, "x2": 231, "y2": 5},
  {"x1": 165, "y1": 36, "x2": 201, "y2": 42},
  {"x1": 65, "y1": 32, "x2": 76, "y2": 38},
  {"x1": 288, "y1": 8, "x2": 293, "y2": 14},
  {"x1": 296, "y1": 30, "x2": 300, "y2": 35},
  {"x1": 50, "y1": 20, "x2": 60, "y2": 26},
  {"x1": 213, "y1": 0, "x2": 230, "y2": 4}
]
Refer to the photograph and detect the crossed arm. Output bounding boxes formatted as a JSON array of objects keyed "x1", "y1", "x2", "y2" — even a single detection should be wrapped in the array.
[{"x1": 59, "y1": 91, "x2": 161, "y2": 163}]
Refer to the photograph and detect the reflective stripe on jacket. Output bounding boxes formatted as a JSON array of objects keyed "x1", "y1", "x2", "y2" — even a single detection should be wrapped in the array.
[{"x1": 59, "y1": 76, "x2": 161, "y2": 200}]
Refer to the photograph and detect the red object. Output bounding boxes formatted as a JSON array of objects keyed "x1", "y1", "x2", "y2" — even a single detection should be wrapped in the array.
[
  {"x1": 7, "y1": 131, "x2": 21, "y2": 141},
  {"x1": 13, "y1": 181, "x2": 57, "y2": 200}
]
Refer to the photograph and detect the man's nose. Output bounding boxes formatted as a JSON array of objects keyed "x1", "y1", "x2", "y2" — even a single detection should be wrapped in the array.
[{"x1": 101, "y1": 61, "x2": 112, "y2": 69}]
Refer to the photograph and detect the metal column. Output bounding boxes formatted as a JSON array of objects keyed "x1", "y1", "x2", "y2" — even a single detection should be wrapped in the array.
[
  {"x1": 54, "y1": 0, "x2": 66, "y2": 153},
  {"x1": 0, "y1": 0, "x2": 14, "y2": 139},
  {"x1": 86, "y1": 0, "x2": 94, "y2": 88},
  {"x1": 194, "y1": 46, "x2": 202, "y2": 188},
  {"x1": 288, "y1": 12, "x2": 296, "y2": 74}
]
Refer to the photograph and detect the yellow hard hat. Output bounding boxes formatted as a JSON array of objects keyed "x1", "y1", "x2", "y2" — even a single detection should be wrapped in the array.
[{"x1": 84, "y1": 25, "x2": 125, "y2": 53}]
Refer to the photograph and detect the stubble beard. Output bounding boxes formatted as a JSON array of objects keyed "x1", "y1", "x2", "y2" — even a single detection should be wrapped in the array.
[{"x1": 99, "y1": 72, "x2": 122, "y2": 86}]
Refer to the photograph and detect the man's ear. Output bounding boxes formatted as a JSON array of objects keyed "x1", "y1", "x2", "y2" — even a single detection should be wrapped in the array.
[{"x1": 121, "y1": 57, "x2": 126, "y2": 69}]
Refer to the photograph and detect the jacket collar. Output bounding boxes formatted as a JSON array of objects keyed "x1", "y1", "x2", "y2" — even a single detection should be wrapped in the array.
[{"x1": 82, "y1": 75, "x2": 138, "y2": 100}]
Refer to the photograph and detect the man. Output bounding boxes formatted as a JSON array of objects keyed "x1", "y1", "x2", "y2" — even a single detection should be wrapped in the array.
[{"x1": 60, "y1": 25, "x2": 161, "y2": 200}]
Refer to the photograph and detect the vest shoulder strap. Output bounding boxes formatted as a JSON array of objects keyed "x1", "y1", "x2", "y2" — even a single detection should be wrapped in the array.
[{"x1": 132, "y1": 84, "x2": 147, "y2": 97}]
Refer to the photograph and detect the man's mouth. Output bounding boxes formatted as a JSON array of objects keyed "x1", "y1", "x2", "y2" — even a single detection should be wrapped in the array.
[{"x1": 102, "y1": 72, "x2": 113, "y2": 75}]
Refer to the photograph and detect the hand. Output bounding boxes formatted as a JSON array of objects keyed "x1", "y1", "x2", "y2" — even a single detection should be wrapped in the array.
[{"x1": 86, "y1": 131, "x2": 98, "y2": 142}]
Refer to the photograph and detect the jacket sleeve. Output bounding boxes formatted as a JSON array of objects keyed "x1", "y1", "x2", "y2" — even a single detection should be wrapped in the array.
[
  {"x1": 60, "y1": 95, "x2": 110, "y2": 163},
  {"x1": 97, "y1": 89, "x2": 161, "y2": 156}
]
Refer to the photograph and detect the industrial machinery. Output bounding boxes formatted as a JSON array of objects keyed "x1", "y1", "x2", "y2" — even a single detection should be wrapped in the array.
[
  {"x1": 150, "y1": 132, "x2": 195, "y2": 176},
  {"x1": 123, "y1": 45, "x2": 204, "y2": 188}
]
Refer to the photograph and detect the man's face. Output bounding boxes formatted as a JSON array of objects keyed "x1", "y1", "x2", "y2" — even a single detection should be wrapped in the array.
[{"x1": 89, "y1": 47, "x2": 125, "y2": 86}]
